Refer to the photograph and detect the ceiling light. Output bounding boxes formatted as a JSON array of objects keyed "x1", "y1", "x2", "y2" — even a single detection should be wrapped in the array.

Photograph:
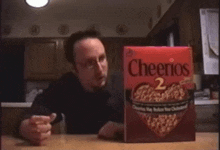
[{"x1": 25, "y1": 0, "x2": 49, "y2": 8}]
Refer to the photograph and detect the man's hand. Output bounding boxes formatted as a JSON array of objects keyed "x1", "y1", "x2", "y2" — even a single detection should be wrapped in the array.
[
  {"x1": 98, "y1": 121, "x2": 124, "y2": 141},
  {"x1": 19, "y1": 113, "x2": 57, "y2": 146}
]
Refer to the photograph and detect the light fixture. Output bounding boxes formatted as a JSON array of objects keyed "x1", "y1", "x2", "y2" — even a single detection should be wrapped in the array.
[{"x1": 25, "y1": 0, "x2": 49, "y2": 8}]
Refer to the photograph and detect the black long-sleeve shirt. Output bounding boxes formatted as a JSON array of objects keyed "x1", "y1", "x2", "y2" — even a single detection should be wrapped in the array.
[{"x1": 19, "y1": 72, "x2": 124, "y2": 134}]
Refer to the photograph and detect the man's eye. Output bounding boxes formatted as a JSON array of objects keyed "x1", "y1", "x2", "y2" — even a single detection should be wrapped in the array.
[
  {"x1": 99, "y1": 55, "x2": 106, "y2": 62},
  {"x1": 86, "y1": 60, "x2": 95, "y2": 67}
]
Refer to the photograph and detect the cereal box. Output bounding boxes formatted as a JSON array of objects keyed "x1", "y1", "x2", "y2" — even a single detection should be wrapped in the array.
[{"x1": 124, "y1": 46, "x2": 196, "y2": 143}]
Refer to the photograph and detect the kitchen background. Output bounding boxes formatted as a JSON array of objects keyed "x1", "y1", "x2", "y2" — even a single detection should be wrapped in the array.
[
  {"x1": 0, "y1": 0, "x2": 219, "y2": 134},
  {"x1": 1, "y1": 0, "x2": 219, "y2": 102}
]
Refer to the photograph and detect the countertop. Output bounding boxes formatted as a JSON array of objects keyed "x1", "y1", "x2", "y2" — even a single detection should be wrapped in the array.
[
  {"x1": 1, "y1": 132, "x2": 218, "y2": 150},
  {"x1": 1, "y1": 99, "x2": 219, "y2": 107}
]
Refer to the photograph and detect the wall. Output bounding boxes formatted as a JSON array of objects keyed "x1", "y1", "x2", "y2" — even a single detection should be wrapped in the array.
[{"x1": 1, "y1": 0, "x2": 176, "y2": 38}]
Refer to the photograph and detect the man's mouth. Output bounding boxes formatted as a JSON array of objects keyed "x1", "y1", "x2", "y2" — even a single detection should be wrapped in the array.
[{"x1": 96, "y1": 75, "x2": 107, "y2": 83}]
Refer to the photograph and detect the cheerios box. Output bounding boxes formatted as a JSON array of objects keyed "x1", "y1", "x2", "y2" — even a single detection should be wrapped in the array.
[{"x1": 124, "y1": 46, "x2": 196, "y2": 143}]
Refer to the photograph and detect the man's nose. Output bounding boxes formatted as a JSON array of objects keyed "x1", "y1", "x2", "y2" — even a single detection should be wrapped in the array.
[{"x1": 95, "y1": 62, "x2": 103, "y2": 73}]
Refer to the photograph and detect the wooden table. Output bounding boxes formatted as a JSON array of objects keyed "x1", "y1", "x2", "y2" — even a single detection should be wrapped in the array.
[{"x1": 2, "y1": 133, "x2": 218, "y2": 150}]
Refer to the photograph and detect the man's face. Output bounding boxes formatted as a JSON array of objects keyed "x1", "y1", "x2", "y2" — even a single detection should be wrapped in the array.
[{"x1": 74, "y1": 38, "x2": 108, "y2": 92}]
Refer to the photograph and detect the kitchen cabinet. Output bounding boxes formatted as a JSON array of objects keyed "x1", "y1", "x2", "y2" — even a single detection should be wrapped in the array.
[
  {"x1": 195, "y1": 104, "x2": 219, "y2": 132},
  {"x1": 55, "y1": 40, "x2": 72, "y2": 78},
  {"x1": 146, "y1": 0, "x2": 218, "y2": 69},
  {"x1": 24, "y1": 39, "x2": 72, "y2": 80},
  {"x1": 102, "y1": 37, "x2": 146, "y2": 75},
  {"x1": 1, "y1": 107, "x2": 29, "y2": 135},
  {"x1": 25, "y1": 41, "x2": 57, "y2": 80},
  {"x1": 24, "y1": 37, "x2": 146, "y2": 80}
]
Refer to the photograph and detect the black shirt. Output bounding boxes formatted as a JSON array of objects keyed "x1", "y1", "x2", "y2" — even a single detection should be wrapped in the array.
[{"x1": 22, "y1": 72, "x2": 123, "y2": 134}]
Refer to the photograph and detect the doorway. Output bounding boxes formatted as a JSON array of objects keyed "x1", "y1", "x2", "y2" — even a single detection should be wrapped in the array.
[{"x1": 0, "y1": 44, "x2": 25, "y2": 102}]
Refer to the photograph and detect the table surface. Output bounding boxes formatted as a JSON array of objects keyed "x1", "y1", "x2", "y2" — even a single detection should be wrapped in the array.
[{"x1": 2, "y1": 132, "x2": 219, "y2": 150}]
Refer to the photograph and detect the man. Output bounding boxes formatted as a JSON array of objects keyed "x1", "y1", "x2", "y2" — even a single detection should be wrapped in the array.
[{"x1": 18, "y1": 30, "x2": 124, "y2": 145}]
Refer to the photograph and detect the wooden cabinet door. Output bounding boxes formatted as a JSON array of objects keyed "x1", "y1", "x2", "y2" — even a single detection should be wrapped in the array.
[
  {"x1": 56, "y1": 40, "x2": 72, "y2": 78},
  {"x1": 25, "y1": 41, "x2": 58, "y2": 80}
]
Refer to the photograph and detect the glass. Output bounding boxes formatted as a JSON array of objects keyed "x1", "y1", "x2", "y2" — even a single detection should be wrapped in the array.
[{"x1": 76, "y1": 55, "x2": 107, "y2": 70}]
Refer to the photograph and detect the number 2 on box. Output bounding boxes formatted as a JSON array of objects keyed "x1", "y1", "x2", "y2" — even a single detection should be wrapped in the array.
[{"x1": 155, "y1": 77, "x2": 166, "y2": 90}]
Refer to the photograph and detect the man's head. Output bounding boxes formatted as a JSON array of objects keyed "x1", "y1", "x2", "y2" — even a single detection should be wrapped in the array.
[{"x1": 65, "y1": 30, "x2": 108, "y2": 92}]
